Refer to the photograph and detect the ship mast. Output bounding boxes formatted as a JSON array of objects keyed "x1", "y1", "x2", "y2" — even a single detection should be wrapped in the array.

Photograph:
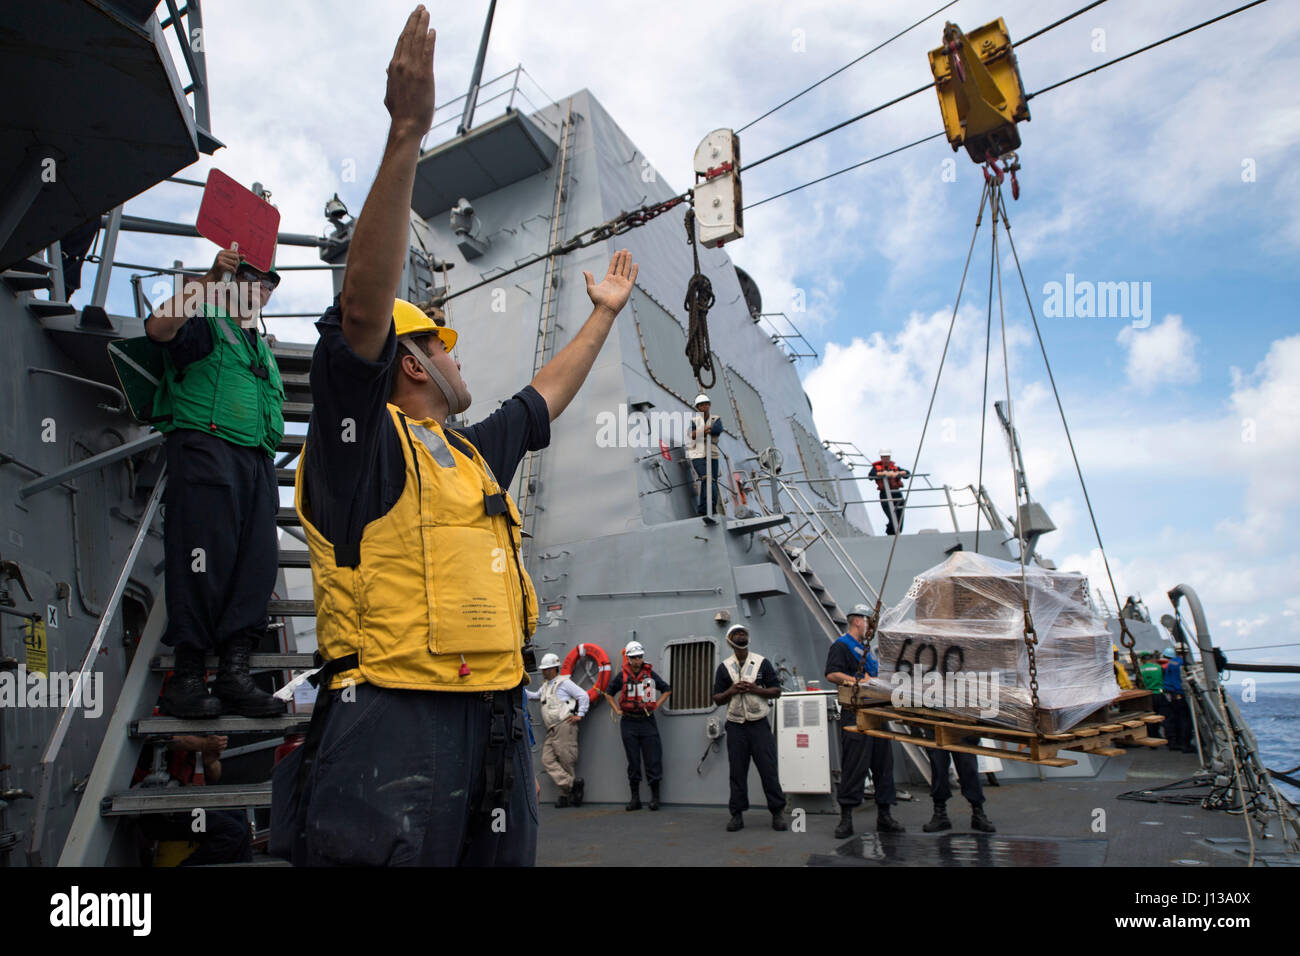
[{"x1": 457, "y1": 0, "x2": 499, "y2": 135}]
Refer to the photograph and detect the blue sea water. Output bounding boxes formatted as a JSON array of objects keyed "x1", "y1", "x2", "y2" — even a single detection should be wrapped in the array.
[{"x1": 1220, "y1": 679, "x2": 1300, "y2": 804}]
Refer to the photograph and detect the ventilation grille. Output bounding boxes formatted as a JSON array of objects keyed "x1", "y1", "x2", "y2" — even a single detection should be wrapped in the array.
[{"x1": 667, "y1": 640, "x2": 716, "y2": 711}]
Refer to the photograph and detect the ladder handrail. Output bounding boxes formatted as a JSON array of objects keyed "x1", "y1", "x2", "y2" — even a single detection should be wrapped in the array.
[
  {"x1": 516, "y1": 100, "x2": 576, "y2": 546},
  {"x1": 776, "y1": 476, "x2": 880, "y2": 604},
  {"x1": 27, "y1": 471, "x2": 167, "y2": 865}
]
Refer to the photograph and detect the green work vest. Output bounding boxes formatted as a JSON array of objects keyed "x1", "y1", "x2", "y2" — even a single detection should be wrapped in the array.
[
  {"x1": 154, "y1": 307, "x2": 285, "y2": 457},
  {"x1": 1139, "y1": 661, "x2": 1164, "y2": 693}
]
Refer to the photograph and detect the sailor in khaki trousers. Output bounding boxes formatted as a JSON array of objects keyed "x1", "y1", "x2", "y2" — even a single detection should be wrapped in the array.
[{"x1": 526, "y1": 653, "x2": 590, "y2": 807}]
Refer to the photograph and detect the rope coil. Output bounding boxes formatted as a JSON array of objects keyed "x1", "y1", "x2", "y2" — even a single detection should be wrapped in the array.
[{"x1": 683, "y1": 207, "x2": 716, "y2": 389}]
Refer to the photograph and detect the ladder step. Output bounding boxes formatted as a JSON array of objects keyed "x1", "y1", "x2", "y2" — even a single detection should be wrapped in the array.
[
  {"x1": 151, "y1": 653, "x2": 316, "y2": 671},
  {"x1": 16, "y1": 255, "x2": 54, "y2": 275},
  {"x1": 268, "y1": 599, "x2": 315, "y2": 616},
  {"x1": 3, "y1": 271, "x2": 54, "y2": 292},
  {"x1": 132, "y1": 714, "x2": 310, "y2": 737},
  {"x1": 277, "y1": 433, "x2": 306, "y2": 453},
  {"x1": 276, "y1": 468, "x2": 296, "y2": 486},
  {"x1": 276, "y1": 507, "x2": 301, "y2": 527},
  {"x1": 102, "y1": 781, "x2": 272, "y2": 816},
  {"x1": 271, "y1": 343, "x2": 314, "y2": 373},
  {"x1": 27, "y1": 300, "x2": 78, "y2": 317},
  {"x1": 279, "y1": 549, "x2": 310, "y2": 568},
  {"x1": 282, "y1": 401, "x2": 312, "y2": 422}
]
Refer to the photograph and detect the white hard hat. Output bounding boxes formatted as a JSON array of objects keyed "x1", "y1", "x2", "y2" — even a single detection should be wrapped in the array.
[
  {"x1": 694, "y1": 394, "x2": 711, "y2": 407},
  {"x1": 625, "y1": 641, "x2": 645, "y2": 657},
  {"x1": 847, "y1": 604, "x2": 874, "y2": 619},
  {"x1": 879, "y1": 448, "x2": 892, "y2": 456},
  {"x1": 539, "y1": 653, "x2": 561, "y2": 670},
  {"x1": 725, "y1": 624, "x2": 750, "y2": 647}
]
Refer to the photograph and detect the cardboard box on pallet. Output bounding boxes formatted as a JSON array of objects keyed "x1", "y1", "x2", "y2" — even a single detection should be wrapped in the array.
[{"x1": 873, "y1": 552, "x2": 1121, "y2": 733}]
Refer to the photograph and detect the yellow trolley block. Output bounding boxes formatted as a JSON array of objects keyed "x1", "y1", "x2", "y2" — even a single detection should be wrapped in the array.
[{"x1": 928, "y1": 18, "x2": 1030, "y2": 163}]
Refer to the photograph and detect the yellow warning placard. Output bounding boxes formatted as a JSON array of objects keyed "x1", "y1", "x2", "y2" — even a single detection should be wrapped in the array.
[{"x1": 24, "y1": 618, "x2": 48, "y2": 675}]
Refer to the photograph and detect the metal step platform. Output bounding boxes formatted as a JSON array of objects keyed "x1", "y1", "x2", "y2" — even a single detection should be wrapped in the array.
[
  {"x1": 151, "y1": 653, "x2": 315, "y2": 672},
  {"x1": 131, "y1": 714, "x2": 310, "y2": 737},
  {"x1": 268, "y1": 599, "x2": 316, "y2": 616},
  {"x1": 102, "y1": 782, "x2": 273, "y2": 816}
]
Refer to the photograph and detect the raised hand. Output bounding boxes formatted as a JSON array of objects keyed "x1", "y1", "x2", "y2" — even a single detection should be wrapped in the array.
[
  {"x1": 584, "y1": 248, "x2": 639, "y2": 316},
  {"x1": 384, "y1": 6, "x2": 436, "y2": 137},
  {"x1": 203, "y1": 245, "x2": 241, "y2": 284}
]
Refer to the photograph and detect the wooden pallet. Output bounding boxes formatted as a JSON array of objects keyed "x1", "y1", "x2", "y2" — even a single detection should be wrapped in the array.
[{"x1": 842, "y1": 687, "x2": 1166, "y2": 768}]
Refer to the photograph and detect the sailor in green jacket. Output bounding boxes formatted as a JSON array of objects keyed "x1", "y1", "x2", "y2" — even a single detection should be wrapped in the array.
[{"x1": 144, "y1": 245, "x2": 287, "y2": 718}]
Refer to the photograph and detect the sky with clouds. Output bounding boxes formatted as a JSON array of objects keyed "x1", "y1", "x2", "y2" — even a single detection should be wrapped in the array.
[{"x1": 95, "y1": 0, "x2": 1299, "y2": 671}]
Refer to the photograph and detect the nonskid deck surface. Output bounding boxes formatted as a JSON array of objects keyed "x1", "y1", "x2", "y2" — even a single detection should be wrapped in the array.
[{"x1": 535, "y1": 750, "x2": 1270, "y2": 867}]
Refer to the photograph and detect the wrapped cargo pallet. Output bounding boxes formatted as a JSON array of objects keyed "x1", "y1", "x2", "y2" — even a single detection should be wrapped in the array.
[{"x1": 871, "y1": 552, "x2": 1121, "y2": 733}]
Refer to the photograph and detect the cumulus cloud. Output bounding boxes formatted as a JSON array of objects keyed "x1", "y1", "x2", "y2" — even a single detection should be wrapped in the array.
[
  {"x1": 807, "y1": 306, "x2": 1300, "y2": 654},
  {"x1": 1117, "y1": 315, "x2": 1199, "y2": 392}
]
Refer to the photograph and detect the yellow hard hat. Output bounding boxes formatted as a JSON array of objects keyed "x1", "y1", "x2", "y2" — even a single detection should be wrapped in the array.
[{"x1": 393, "y1": 298, "x2": 457, "y2": 351}]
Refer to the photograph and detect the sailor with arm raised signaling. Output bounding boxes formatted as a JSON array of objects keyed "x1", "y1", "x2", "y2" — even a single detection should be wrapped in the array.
[{"x1": 271, "y1": 5, "x2": 638, "y2": 867}]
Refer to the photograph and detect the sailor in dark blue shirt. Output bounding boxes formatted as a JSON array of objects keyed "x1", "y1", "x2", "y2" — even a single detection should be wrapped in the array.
[
  {"x1": 1159, "y1": 649, "x2": 1196, "y2": 753},
  {"x1": 825, "y1": 605, "x2": 904, "y2": 837}
]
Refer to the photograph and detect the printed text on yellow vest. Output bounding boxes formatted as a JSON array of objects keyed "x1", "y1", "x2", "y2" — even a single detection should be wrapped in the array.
[{"x1": 295, "y1": 405, "x2": 539, "y2": 691}]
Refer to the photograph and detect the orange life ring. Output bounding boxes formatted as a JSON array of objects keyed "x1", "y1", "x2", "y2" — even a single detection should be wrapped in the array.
[{"x1": 560, "y1": 642, "x2": 612, "y2": 704}]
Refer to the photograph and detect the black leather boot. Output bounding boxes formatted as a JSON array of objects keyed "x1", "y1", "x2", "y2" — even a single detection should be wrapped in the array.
[
  {"x1": 923, "y1": 802, "x2": 952, "y2": 832},
  {"x1": 626, "y1": 781, "x2": 642, "y2": 811},
  {"x1": 571, "y1": 778, "x2": 584, "y2": 807},
  {"x1": 648, "y1": 781, "x2": 661, "y2": 811},
  {"x1": 876, "y1": 806, "x2": 906, "y2": 833},
  {"x1": 161, "y1": 645, "x2": 221, "y2": 718},
  {"x1": 771, "y1": 810, "x2": 788, "y2": 831},
  {"x1": 970, "y1": 804, "x2": 996, "y2": 833},
  {"x1": 834, "y1": 806, "x2": 854, "y2": 839},
  {"x1": 555, "y1": 793, "x2": 570, "y2": 808},
  {"x1": 726, "y1": 812, "x2": 744, "y2": 831},
  {"x1": 212, "y1": 635, "x2": 286, "y2": 717}
]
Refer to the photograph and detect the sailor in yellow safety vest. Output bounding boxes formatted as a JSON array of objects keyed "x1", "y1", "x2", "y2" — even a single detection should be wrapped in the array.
[{"x1": 270, "y1": 6, "x2": 638, "y2": 867}]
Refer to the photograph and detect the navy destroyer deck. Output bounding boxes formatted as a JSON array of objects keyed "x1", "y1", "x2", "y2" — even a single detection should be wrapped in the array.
[{"x1": 535, "y1": 749, "x2": 1278, "y2": 867}]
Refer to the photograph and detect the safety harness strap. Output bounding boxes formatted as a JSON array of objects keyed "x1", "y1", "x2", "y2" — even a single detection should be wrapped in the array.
[{"x1": 293, "y1": 652, "x2": 360, "y2": 793}]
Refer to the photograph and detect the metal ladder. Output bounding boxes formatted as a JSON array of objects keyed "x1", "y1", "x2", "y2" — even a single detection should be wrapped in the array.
[
  {"x1": 753, "y1": 473, "x2": 879, "y2": 639},
  {"x1": 749, "y1": 472, "x2": 934, "y2": 784},
  {"x1": 514, "y1": 100, "x2": 576, "y2": 549},
  {"x1": 55, "y1": 342, "x2": 319, "y2": 866}
]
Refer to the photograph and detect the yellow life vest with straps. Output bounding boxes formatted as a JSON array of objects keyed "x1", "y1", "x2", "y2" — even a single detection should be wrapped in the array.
[{"x1": 295, "y1": 404, "x2": 539, "y2": 691}]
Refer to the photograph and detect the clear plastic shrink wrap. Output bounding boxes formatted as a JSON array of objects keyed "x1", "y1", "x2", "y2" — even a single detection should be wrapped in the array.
[{"x1": 868, "y1": 552, "x2": 1121, "y2": 733}]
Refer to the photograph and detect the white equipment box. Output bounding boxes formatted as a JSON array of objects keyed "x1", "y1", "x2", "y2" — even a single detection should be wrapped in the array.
[{"x1": 775, "y1": 690, "x2": 835, "y2": 793}]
